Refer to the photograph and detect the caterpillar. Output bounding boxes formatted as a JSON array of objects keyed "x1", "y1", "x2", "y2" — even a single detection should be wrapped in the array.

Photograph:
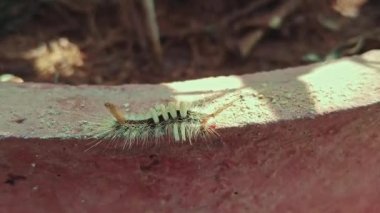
[{"x1": 83, "y1": 93, "x2": 240, "y2": 150}]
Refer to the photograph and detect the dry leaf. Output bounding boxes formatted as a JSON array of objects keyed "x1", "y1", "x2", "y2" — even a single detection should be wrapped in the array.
[
  {"x1": 0, "y1": 74, "x2": 24, "y2": 83},
  {"x1": 238, "y1": 30, "x2": 265, "y2": 58},
  {"x1": 332, "y1": 0, "x2": 367, "y2": 18}
]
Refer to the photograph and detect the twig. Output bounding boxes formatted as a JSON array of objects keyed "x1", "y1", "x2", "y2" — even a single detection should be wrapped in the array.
[
  {"x1": 236, "y1": 0, "x2": 301, "y2": 57},
  {"x1": 142, "y1": 0, "x2": 163, "y2": 66},
  {"x1": 326, "y1": 28, "x2": 380, "y2": 58},
  {"x1": 220, "y1": 0, "x2": 274, "y2": 27},
  {"x1": 119, "y1": 0, "x2": 147, "y2": 50},
  {"x1": 160, "y1": 0, "x2": 275, "y2": 38}
]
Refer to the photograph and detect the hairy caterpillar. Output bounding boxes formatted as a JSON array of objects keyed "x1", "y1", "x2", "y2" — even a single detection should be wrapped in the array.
[{"x1": 84, "y1": 94, "x2": 240, "y2": 150}]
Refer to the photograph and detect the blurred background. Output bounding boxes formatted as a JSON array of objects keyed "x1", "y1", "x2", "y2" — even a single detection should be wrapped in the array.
[{"x1": 0, "y1": 0, "x2": 379, "y2": 85}]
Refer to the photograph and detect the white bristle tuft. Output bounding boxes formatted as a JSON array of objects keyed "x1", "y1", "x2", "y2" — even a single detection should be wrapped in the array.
[
  {"x1": 179, "y1": 102, "x2": 187, "y2": 118},
  {"x1": 180, "y1": 122, "x2": 186, "y2": 141},
  {"x1": 159, "y1": 104, "x2": 169, "y2": 120},
  {"x1": 173, "y1": 123, "x2": 180, "y2": 141},
  {"x1": 150, "y1": 109, "x2": 160, "y2": 124},
  {"x1": 168, "y1": 102, "x2": 177, "y2": 118}
]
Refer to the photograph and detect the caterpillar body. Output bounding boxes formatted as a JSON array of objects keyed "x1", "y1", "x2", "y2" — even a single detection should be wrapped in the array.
[{"x1": 84, "y1": 98, "x2": 236, "y2": 150}]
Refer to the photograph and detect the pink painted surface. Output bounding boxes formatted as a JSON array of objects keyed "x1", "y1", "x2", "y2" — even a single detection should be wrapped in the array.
[
  {"x1": 1, "y1": 51, "x2": 380, "y2": 212},
  {"x1": 1, "y1": 103, "x2": 379, "y2": 213}
]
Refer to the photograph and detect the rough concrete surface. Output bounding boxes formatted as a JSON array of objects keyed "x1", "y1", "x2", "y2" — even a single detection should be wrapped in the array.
[{"x1": 0, "y1": 50, "x2": 379, "y2": 212}]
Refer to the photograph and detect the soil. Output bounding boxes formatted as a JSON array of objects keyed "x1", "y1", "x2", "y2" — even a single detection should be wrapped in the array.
[{"x1": 0, "y1": 0, "x2": 379, "y2": 85}]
